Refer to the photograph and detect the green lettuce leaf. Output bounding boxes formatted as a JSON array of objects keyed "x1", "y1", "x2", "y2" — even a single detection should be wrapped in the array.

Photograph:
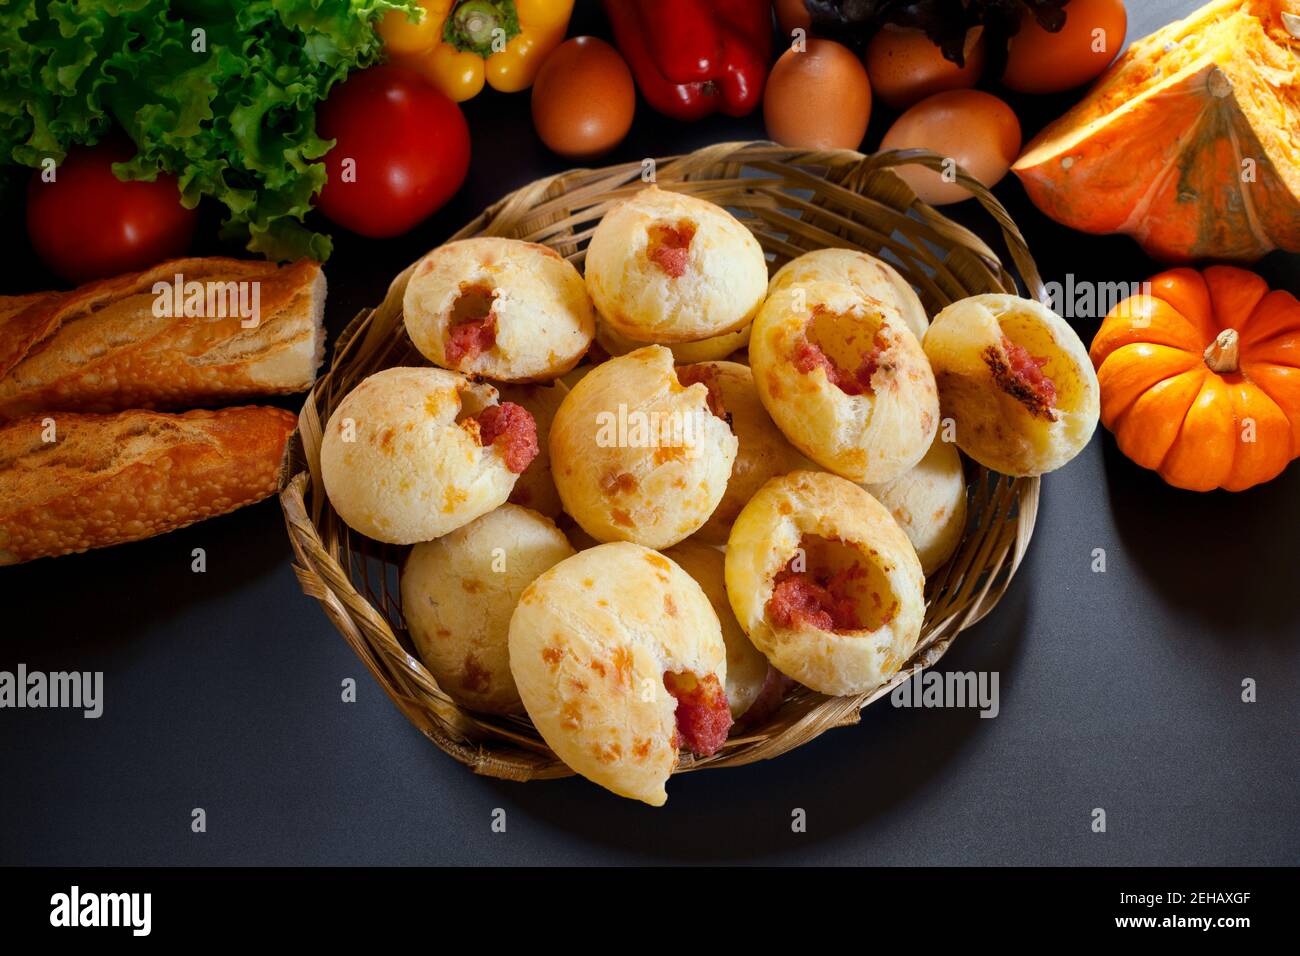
[{"x1": 0, "y1": 0, "x2": 417, "y2": 261}]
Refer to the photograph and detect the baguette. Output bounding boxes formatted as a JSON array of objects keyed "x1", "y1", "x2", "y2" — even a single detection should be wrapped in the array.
[
  {"x1": 0, "y1": 405, "x2": 295, "y2": 565},
  {"x1": 0, "y1": 291, "x2": 58, "y2": 325},
  {"x1": 0, "y1": 257, "x2": 325, "y2": 420}
]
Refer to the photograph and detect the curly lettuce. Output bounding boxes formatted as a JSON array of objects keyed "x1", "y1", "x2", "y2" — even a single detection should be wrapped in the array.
[{"x1": 0, "y1": 0, "x2": 416, "y2": 261}]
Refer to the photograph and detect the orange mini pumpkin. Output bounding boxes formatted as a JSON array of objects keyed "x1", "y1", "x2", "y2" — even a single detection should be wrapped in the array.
[{"x1": 1090, "y1": 265, "x2": 1300, "y2": 491}]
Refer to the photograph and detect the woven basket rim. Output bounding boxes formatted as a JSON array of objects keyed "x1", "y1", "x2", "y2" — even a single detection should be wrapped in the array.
[{"x1": 280, "y1": 141, "x2": 1044, "y2": 784}]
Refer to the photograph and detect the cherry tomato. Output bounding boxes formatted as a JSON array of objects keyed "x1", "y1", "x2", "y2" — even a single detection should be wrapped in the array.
[
  {"x1": 316, "y1": 65, "x2": 470, "y2": 238},
  {"x1": 26, "y1": 139, "x2": 197, "y2": 284}
]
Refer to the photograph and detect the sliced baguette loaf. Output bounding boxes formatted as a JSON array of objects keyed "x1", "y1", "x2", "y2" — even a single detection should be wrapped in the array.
[
  {"x1": 0, "y1": 258, "x2": 324, "y2": 420},
  {"x1": 0, "y1": 405, "x2": 295, "y2": 565}
]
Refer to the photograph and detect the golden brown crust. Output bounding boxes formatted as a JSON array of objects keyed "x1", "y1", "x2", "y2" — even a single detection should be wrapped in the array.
[
  {"x1": 0, "y1": 405, "x2": 295, "y2": 565},
  {"x1": 0, "y1": 257, "x2": 325, "y2": 419},
  {"x1": 0, "y1": 291, "x2": 59, "y2": 328}
]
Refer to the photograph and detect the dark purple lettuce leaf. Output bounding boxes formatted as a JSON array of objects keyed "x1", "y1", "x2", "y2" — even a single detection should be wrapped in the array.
[{"x1": 805, "y1": 0, "x2": 1073, "y2": 68}]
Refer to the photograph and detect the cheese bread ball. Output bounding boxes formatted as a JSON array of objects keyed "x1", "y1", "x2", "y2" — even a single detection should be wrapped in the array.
[
  {"x1": 549, "y1": 346, "x2": 738, "y2": 549},
  {"x1": 321, "y1": 367, "x2": 539, "y2": 544},
  {"x1": 751, "y1": 280, "x2": 939, "y2": 483},
  {"x1": 496, "y1": 380, "x2": 568, "y2": 519},
  {"x1": 769, "y1": 248, "x2": 930, "y2": 341},
  {"x1": 678, "y1": 361, "x2": 812, "y2": 546},
  {"x1": 923, "y1": 294, "x2": 1099, "y2": 476},
  {"x1": 585, "y1": 186, "x2": 768, "y2": 343},
  {"x1": 595, "y1": 316, "x2": 752, "y2": 364},
  {"x1": 401, "y1": 505, "x2": 574, "y2": 715},
  {"x1": 509, "y1": 542, "x2": 730, "y2": 806},
  {"x1": 725, "y1": 471, "x2": 925, "y2": 697},
  {"x1": 864, "y1": 434, "x2": 967, "y2": 575},
  {"x1": 663, "y1": 540, "x2": 771, "y2": 720},
  {"x1": 403, "y1": 237, "x2": 595, "y2": 382}
]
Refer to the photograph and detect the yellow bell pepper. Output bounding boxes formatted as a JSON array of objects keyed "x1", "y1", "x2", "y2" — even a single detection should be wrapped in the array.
[{"x1": 379, "y1": 0, "x2": 573, "y2": 103}]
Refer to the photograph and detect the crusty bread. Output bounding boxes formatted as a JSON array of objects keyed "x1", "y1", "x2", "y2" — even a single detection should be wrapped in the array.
[
  {"x1": 0, "y1": 257, "x2": 325, "y2": 420},
  {"x1": 0, "y1": 405, "x2": 295, "y2": 565},
  {"x1": 0, "y1": 291, "x2": 58, "y2": 326}
]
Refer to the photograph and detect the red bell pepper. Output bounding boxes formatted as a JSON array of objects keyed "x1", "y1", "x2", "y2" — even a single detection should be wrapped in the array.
[{"x1": 602, "y1": 0, "x2": 773, "y2": 121}]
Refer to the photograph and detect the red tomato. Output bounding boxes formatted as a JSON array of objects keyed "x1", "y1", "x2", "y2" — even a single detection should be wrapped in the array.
[
  {"x1": 26, "y1": 139, "x2": 196, "y2": 284},
  {"x1": 316, "y1": 65, "x2": 470, "y2": 238}
]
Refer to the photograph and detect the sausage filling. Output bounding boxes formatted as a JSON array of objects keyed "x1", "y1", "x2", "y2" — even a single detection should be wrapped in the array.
[
  {"x1": 988, "y1": 334, "x2": 1057, "y2": 419},
  {"x1": 472, "y1": 402, "x2": 539, "y2": 473},
  {"x1": 663, "y1": 671, "x2": 732, "y2": 756},
  {"x1": 646, "y1": 221, "x2": 696, "y2": 278},
  {"x1": 676, "y1": 364, "x2": 729, "y2": 422},
  {"x1": 764, "y1": 534, "x2": 900, "y2": 634},
  {"x1": 793, "y1": 322, "x2": 890, "y2": 397},
  {"x1": 445, "y1": 283, "x2": 498, "y2": 365},
  {"x1": 767, "y1": 558, "x2": 866, "y2": 632}
]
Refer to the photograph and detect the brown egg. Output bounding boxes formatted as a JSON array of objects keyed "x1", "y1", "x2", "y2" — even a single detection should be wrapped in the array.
[
  {"x1": 764, "y1": 39, "x2": 872, "y2": 150},
  {"x1": 774, "y1": 0, "x2": 812, "y2": 38},
  {"x1": 532, "y1": 37, "x2": 635, "y2": 160},
  {"x1": 865, "y1": 25, "x2": 986, "y2": 110},
  {"x1": 879, "y1": 89, "x2": 1021, "y2": 205}
]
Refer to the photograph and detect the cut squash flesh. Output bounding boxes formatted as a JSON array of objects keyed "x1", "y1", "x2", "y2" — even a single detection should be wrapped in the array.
[{"x1": 1013, "y1": 0, "x2": 1300, "y2": 263}]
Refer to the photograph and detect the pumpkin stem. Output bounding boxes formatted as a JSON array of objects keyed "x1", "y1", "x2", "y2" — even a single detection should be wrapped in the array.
[{"x1": 1204, "y1": 328, "x2": 1241, "y2": 374}]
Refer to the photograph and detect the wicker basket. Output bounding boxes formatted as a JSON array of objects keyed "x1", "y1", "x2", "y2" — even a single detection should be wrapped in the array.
[{"x1": 280, "y1": 141, "x2": 1045, "y2": 783}]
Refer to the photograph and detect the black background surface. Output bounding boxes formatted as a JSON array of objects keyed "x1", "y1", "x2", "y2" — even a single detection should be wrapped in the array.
[{"x1": 1, "y1": 0, "x2": 1297, "y2": 866}]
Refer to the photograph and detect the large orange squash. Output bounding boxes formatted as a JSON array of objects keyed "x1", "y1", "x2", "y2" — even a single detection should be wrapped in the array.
[
  {"x1": 1090, "y1": 266, "x2": 1300, "y2": 491},
  {"x1": 1013, "y1": 0, "x2": 1300, "y2": 263}
]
